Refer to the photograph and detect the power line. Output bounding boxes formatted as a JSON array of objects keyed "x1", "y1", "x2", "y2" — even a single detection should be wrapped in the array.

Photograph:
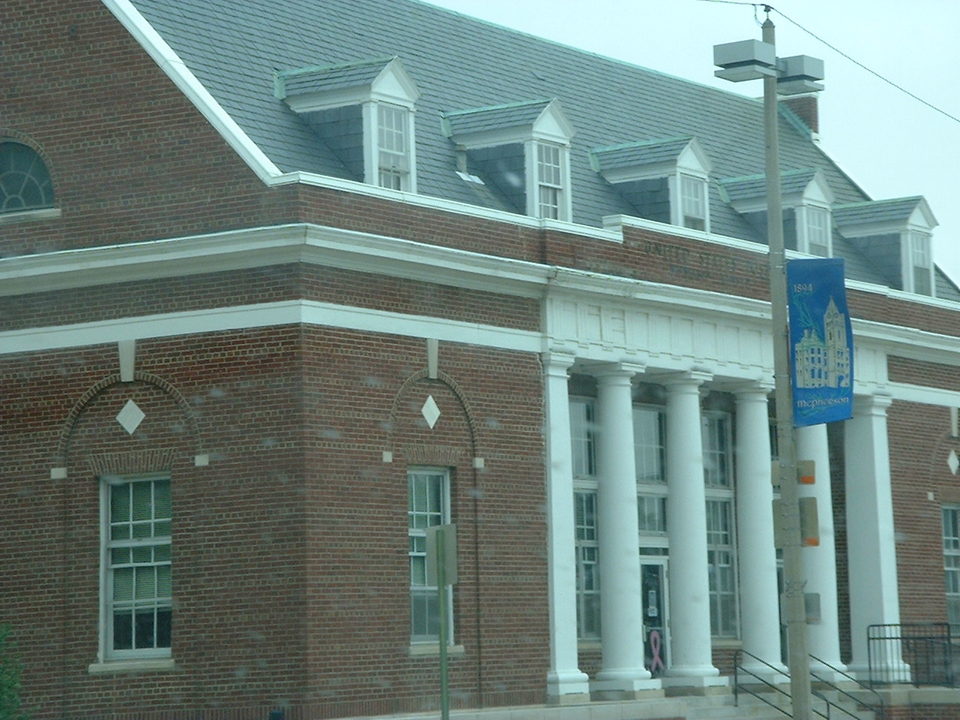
[{"x1": 697, "y1": 0, "x2": 960, "y2": 126}]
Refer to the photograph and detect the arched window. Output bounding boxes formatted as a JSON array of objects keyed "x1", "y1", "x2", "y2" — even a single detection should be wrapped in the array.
[{"x1": 0, "y1": 141, "x2": 55, "y2": 213}]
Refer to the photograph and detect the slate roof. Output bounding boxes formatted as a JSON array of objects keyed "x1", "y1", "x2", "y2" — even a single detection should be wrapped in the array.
[
  {"x1": 834, "y1": 197, "x2": 928, "y2": 227},
  {"x1": 590, "y1": 138, "x2": 693, "y2": 173},
  {"x1": 719, "y1": 169, "x2": 820, "y2": 204},
  {"x1": 442, "y1": 99, "x2": 555, "y2": 138},
  {"x1": 127, "y1": 0, "x2": 957, "y2": 299},
  {"x1": 276, "y1": 57, "x2": 396, "y2": 99}
]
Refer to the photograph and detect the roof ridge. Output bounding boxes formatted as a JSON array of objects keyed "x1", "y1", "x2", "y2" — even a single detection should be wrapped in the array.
[
  {"x1": 441, "y1": 98, "x2": 555, "y2": 118},
  {"x1": 834, "y1": 196, "x2": 925, "y2": 209},
  {"x1": 276, "y1": 55, "x2": 398, "y2": 79},
  {"x1": 591, "y1": 136, "x2": 692, "y2": 154}
]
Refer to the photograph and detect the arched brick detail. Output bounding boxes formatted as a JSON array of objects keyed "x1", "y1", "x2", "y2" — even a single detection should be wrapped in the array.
[
  {"x1": 384, "y1": 368, "x2": 480, "y2": 460},
  {"x1": 0, "y1": 128, "x2": 60, "y2": 203},
  {"x1": 55, "y1": 370, "x2": 203, "y2": 466}
]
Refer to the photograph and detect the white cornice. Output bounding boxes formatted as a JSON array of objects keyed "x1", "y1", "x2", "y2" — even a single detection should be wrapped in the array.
[{"x1": 101, "y1": 0, "x2": 281, "y2": 183}]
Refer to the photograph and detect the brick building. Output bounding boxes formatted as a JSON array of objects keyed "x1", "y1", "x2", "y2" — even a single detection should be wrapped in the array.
[{"x1": 2, "y1": 0, "x2": 960, "y2": 718}]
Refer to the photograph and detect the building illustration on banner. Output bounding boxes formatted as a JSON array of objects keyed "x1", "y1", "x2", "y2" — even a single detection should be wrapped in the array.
[{"x1": 793, "y1": 297, "x2": 851, "y2": 389}]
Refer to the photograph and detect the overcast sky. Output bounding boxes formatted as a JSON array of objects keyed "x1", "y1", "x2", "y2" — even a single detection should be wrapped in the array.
[{"x1": 424, "y1": 0, "x2": 960, "y2": 286}]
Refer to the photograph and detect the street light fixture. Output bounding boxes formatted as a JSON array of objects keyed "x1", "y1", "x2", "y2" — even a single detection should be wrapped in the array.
[{"x1": 715, "y1": 13, "x2": 824, "y2": 720}]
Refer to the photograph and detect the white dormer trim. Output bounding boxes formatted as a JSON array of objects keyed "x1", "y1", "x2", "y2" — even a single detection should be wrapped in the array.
[
  {"x1": 279, "y1": 58, "x2": 420, "y2": 193},
  {"x1": 524, "y1": 140, "x2": 572, "y2": 221},
  {"x1": 363, "y1": 102, "x2": 418, "y2": 192},
  {"x1": 902, "y1": 230, "x2": 935, "y2": 298}
]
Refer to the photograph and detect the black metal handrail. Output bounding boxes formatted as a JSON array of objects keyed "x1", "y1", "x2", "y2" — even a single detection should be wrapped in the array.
[
  {"x1": 734, "y1": 650, "x2": 886, "y2": 720},
  {"x1": 867, "y1": 623, "x2": 955, "y2": 688},
  {"x1": 733, "y1": 649, "x2": 792, "y2": 717},
  {"x1": 809, "y1": 654, "x2": 885, "y2": 720}
]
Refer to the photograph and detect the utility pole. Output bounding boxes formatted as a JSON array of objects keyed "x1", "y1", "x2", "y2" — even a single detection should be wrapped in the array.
[
  {"x1": 714, "y1": 9, "x2": 825, "y2": 720},
  {"x1": 761, "y1": 15, "x2": 813, "y2": 720}
]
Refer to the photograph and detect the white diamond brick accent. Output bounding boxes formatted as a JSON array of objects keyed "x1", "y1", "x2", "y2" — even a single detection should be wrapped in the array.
[
  {"x1": 421, "y1": 395, "x2": 441, "y2": 429},
  {"x1": 949, "y1": 449, "x2": 959, "y2": 476},
  {"x1": 116, "y1": 399, "x2": 145, "y2": 435}
]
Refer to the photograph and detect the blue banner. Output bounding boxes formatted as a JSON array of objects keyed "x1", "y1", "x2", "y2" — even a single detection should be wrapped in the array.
[{"x1": 787, "y1": 258, "x2": 854, "y2": 426}]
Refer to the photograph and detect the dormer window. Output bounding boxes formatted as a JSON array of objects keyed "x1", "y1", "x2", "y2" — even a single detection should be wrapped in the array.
[
  {"x1": 536, "y1": 142, "x2": 563, "y2": 219},
  {"x1": 834, "y1": 196, "x2": 938, "y2": 297},
  {"x1": 376, "y1": 103, "x2": 411, "y2": 190},
  {"x1": 798, "y1": 204, "x2": 831, "y2": 257},
  {"x1": 275, "y1": 57, "x2": 419, "y2": 192},
  {"x1": 907, "y1": 231, "x2": 933, "y2": 296},
  {"x1": 441, "y1": 98, "x2": 574, "y2": 221},
  {"x1": 720, "y1": 168, "x2": 834, "y2": 256},
  {"x1": 680, "y1": 173, "x2": 707, "y2": 230},
  {"x1": 590, "y1": 136, "x2": 712, "y2": 233}
]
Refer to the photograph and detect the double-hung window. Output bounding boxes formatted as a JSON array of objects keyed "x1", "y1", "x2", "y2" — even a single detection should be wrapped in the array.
[
  {"x1": 703, "y1": 411, "x2": 738, "y2": 638},
  {"x1": 537, "y1": 143, "x2": 564, "y2": 220},
  {"x1": 102, "y1": 475, "x2": 172, "y2": 660},
  {"x1": 377, "y1": 103, "x2": 411, "y2": 191},
  {"x1": 574, "y1": 491, "x2": 601, "y2": 639},
  {"x1": 570, "y1": 397, "x2": 599, "y2": 639},
  {"x1": 679, "y1": 174, "x2": 707, "y2": 231},
  {"x1": 942, "y1": 507, "x2": 960, "y2": 633},
  {"x1": 408, "y1": 468, "x2": 452, "y2": 644},
  {"x1": 635, "y1": 405, "x2": 668, "y2": 537},
  {"x1": 804, "y1": 205, "x2": 831, "y2": 257},
  {"x1": 909, "y1": 231, "x2": 933, "y2": 296}
]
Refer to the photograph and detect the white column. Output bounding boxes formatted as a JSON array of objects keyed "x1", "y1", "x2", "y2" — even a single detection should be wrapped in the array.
[
  {"x1": 542, "y1": 352, "x2": 590, "y2": 701},
  {"x1": 734, "y1": 385, "x2": 786, "y2": 674},
  {"x1": 663, "y1": 372, "x2": 723, "y2": 686},
  {"x1": 593, "y1": 363, "x2": 657, "y2": 694},
  {"x1": 795, "y1": 423, "x2": 845, "y2": 674},
  {"x1": 845, "y1": 394, "x2": 908, "y2": 678}
]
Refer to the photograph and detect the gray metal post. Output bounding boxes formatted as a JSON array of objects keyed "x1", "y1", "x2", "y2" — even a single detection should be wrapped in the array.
[
  {"x1": 436, "y1": 528, "x2": 450, "y2": 720},
  {"x1": 762, "y1": 16, "x2": 813, "y2": 720}
]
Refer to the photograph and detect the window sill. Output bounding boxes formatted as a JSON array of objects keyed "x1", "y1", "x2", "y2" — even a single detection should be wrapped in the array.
[
  {"x1": 88, "y1": 658, "x2": 178, "y2": 674},
  {"x1": 407, "y1": 643, "x2": 465, "y2": 658},
  {"x1": 711, "y1": 638, "x2": 743, "y2": 650},
  {"x1": 0, "y1": 207, "x2": 61, "y2": 225}
]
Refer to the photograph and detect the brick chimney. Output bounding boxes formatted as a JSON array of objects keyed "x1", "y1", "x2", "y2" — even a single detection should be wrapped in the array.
[{"x1": 782, "y1": 94, "x2": 819, "y2": 135}]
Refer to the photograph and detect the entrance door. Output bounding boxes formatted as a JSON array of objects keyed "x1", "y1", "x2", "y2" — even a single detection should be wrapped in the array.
[{"x1": 641, "y1": 559, "x2": 668, "y2": 676}]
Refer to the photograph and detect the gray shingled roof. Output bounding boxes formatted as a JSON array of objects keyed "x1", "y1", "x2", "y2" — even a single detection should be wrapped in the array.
[
  {"x1": 276, "y1": 57, "x2": 395, "y2": 99},
  {"x1": 719, "y1": 169, "x2": 819, "y2": 204},
  {"x1": 128, "y1": 0, "x2": 957, "y2": 299},
  {"x1": 834, "y1": 197, "x2": 926, "y2": 227},
  {"x1": 590, "y1": 137, "x2": 693, "y2": 173},
  {"x1": 442, "y1": 99, "x2": 554, "y2": 138}
]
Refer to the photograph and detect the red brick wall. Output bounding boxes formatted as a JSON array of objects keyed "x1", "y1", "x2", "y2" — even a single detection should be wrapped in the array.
[
  {"x1": 1, "y1": 265, "x2": 540, "y2": 333},
  {"x1": 0, "y1": 324, "x2": 549, "y2": 719},
  {"x1": 3, "y1": 0, "x2": 297, "y2": 257}
]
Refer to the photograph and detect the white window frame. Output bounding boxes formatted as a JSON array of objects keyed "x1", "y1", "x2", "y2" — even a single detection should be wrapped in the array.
[
  {"x1": 943, "y1": 506, "x2": 960, "y2": 634},
  {"x1": 797, "y1": 204, "x2": 832, "y2": 257},
  {"x1": 678, "y1": 173, "x2": 708, "y2": 231},
  {"x1": 903, "y1": 230, "x2": 934, "y2": 297},
  {"x1": 706, "y1": 498, "x2": 739, "y2": 639},
  {"x1": 408, "y1": 467, "x2": 453, "y2": 645},
  {"x1": 526, "y1": 140, "x2": 571, "y2": 221},
  {"x1": 368, "y1": 102, "x2": 416, "y2": 192},
  {"x1": 574, "y1": 490, "x2": 601, "y2": 640},
  {"x1": 702, "y1": 410, "x2": 738, "y2": 638},
  {"x1": 99, "y1": 474, "x2": 172, "y2": 663},
  {"x1": 570, "y1": 397, "x2": 596, "y2": 480}
]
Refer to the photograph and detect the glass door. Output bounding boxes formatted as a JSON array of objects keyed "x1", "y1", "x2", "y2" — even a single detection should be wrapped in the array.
[{"x1": 641, "y1": 559, "x2": 668, "y2": 676}]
